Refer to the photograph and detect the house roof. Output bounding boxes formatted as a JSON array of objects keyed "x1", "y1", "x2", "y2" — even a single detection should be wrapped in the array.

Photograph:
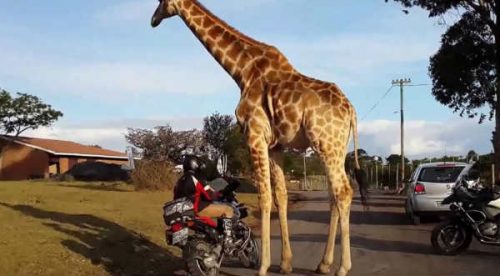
[{"x1": 0, "y1": 135, "x2": 128, "y2": 160}]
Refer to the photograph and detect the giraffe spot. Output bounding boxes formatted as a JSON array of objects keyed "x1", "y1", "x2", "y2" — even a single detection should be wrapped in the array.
[
  {"x1": 266, "y1": 71, "x2": 278, "y2": 81},
  {"x1": 288, "y1": 110, "x2": 299, "y2": 123},
  {"x1": 208, "y1": 25, "x2": 224, "y2": 39},
  {"x1": 281, "y1": 82, "x2": 294, "y2": 91},
  {"x1": 316, "y1": 118, "x2": 326, "y2": 126},
  {"x1": 321, "y1": 82, "x2": 332, "y2": 89},
  {"x1": 183, "y1": 0, "x2": 193, "y2": 9},
  {"x1": 279, "y1": 121, "x2": 291, "y2": 132},
  {"x1": 247, "y1": 67, "x2": 262, "y2": 80},
  {"x1": 205, "y1": 39, "x2": 215, "y2": 50},
  {"x1": 218, "y1": 33, "x2": 232, "y2": 48},
  {"x1": 202, "y1": 17, "x2": 214, "y2": 28},
  {"x1": 193, "y1": 17, "x2": 202, "y2": 26},
  {"x1": 282, "y1": 92, "x2": 293, "y2": 105},
  {"x1": 256, "y1": 58, "x2": 270, "y2": 71},
  {"x1": 292, "y1": 91, "x2": 301, "y2": 103},
  {"x1": 248, "y1": 47, "x2": 264, "y2": 57},
  {"x1": 227, "y1": 42, "x2": 244, "y2": 60},
  {"x1": 190, "y1": 6, "x2": 204, "y2": 17},
  {"x1": 213, "y1": 49, "x2": 223, "y2": 61},
  {"x1": 291, "y1": 74, "x2": 300, "y2": 82},
  {"x1": 279, "y1": 72, "x2": 291, "y2": 80},
  {"x1": 226, "y1": 61, "x2": 235, "y2": 73},
  {"x1": 280, "y1": 63, "x2": 293, "y2": 71},
  {"x1": 333, "y1": 108, "x2": 342, "y2": 118},
  {"x1": 331, "y1": 93, "x2": 342, "y2": 106},
  {"x1": 237, "y1": 52, "x2": 250, "y2": 67}
]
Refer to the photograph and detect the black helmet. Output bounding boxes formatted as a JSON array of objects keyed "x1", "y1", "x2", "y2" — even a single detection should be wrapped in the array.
[{"x1": 183, "y1": 155, "x2": 205, "y2": 173}]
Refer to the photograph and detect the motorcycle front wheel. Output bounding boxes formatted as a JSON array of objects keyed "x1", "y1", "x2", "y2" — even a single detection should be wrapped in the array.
[
  {"x1": 183, "y1": 239, "x2": 220, "y2": 276},
  {"x1": 239, "y1": 234, "x2": 260, "y2": 268},
  {"x1": 431, "y1": 221, "x2": 472, "y2": 255}
]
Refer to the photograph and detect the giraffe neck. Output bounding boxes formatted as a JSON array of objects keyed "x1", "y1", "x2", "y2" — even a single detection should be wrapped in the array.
[{"x1": 176, "y1": 0, "x2": 266, "y2": 88}]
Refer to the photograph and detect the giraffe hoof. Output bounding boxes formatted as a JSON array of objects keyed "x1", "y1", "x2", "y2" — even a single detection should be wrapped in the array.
[
  {"x1": 335, "y1": 267, "x2": 349, "y2": 276},
  {"x1": 279, "y1": 265, "x2": 293, "y2": 274},
  {"x1": 316, "y1": 263, "x2": 331, "y2": 274},
  {"x1": 256, "y1": 267, "x2": 268, "y2": 276}
]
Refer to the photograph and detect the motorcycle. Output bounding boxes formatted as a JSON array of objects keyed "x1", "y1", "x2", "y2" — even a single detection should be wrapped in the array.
[
  {"x1": 162, "y1": 178, "x2": 260, "y2": 276},
  {"x1": 431, "y1": 169, "x2": 500, "y2": 255}
]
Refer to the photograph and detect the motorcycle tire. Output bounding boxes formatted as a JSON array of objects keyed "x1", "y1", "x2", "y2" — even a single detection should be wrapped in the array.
[
  {"x1": 431, "y1": 221, "x2": 472, "y2": 256},
  {"x1": 240, "y1": 234, "x2": 260, "y2": 268},
  {"x1": 183, "y1": 239, "x2": 220, "y2": 276}
]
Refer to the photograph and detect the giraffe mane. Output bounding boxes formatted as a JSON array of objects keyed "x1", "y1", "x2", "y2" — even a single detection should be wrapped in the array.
[{"x1": 192, "y1": 0, "x2": 270, "y2": 47}]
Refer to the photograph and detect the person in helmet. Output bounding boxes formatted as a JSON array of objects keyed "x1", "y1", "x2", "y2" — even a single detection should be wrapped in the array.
[{"x1": 173, "y1": 155, "x2": 235, "y2": 247}]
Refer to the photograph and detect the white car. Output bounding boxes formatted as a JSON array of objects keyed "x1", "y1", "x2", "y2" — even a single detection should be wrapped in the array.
[{"x1": 405, "y1": 162, "x2": 469, "y2": 224}]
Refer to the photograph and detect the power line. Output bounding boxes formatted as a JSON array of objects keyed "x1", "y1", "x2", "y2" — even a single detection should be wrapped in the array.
[
  {"x1": 361, "y1": 85, "x2": 394, "y2": 121},
  {"x1": 406, "y1": 83, "x2": 431, "y2": 87}
]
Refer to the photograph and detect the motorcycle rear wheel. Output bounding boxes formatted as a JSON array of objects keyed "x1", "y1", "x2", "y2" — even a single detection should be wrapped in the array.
[
  {"x1": 431, "y1": 221, "x2": 472, "y2": 255},
  {"x1": 183, "y1": 239, "x2": 220, "y2": 276}
]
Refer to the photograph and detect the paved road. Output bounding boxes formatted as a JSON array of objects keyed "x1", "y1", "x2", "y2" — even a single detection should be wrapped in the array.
[{"x1": 222, "y1": 191, "x2": 500, "y2": 276}]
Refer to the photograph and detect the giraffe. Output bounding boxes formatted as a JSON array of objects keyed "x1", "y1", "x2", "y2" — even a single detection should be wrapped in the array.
[{"x1": 151, "y1": 1, "x2": 367, "y2": 275}]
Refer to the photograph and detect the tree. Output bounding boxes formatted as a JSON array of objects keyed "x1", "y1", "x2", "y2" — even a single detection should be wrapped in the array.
[
  {"x1": 386, "y1": 154, "x2": 410, "y2": 166},
  {"x1": 202, "y1": 112, "x2": 233, "y2": 168},
  {"x1": 0, "y1": 89, "x2": 63, "y2": 137},
  {"x1": 223, "y1": 124, "x2": 252, "y2": 175},
  {"x1": 386, "y1": 0, "x2": 500, "y2": 181},
  {"x1": 0, "y1": 89, "x2": 63, "y2": 178},
  {"x1": 125, "y1": 125, "x2": 206, "y2": 163}
]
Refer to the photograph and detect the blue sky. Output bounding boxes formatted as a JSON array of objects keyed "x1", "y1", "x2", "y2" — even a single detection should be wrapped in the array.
[{"x1": 0, "y1": 0, "x2": 493, "y2": 159}]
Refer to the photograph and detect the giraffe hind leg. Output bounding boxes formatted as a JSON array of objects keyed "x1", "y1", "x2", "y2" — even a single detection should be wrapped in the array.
[
  {"x1": 270, "y1": 151, "x2": 293, "y2": 274},
  {"x1": 317, "y1": 159, "x2": 353, "y2": 276}
]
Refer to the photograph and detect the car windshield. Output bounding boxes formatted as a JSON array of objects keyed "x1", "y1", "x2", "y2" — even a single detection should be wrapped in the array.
[{"x1": 417, "y1": 166, "x2": 465, "y2": 183}]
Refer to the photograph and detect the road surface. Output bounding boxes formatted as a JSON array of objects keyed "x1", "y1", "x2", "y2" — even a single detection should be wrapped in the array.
[{"x1": 222, "y1": 191, "x2": 500, "y2": 276}]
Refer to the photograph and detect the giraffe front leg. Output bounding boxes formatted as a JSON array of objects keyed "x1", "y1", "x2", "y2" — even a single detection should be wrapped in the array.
[
  {"x1": 270, "y1": 151, "x2": 293, "y2": 274},
  {"x1": 248, "y1": 137, "x2": 273, "y2": 276}
]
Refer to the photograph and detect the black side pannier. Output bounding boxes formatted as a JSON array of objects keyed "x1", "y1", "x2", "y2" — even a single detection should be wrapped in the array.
[{"x1": 163, "y1": 197, "x2": 195, "y2": 225}]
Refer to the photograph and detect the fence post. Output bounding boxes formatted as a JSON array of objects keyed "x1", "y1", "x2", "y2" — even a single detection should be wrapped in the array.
[{"x1": 492, "y1": 163, "x2": 495, "y2": 189}]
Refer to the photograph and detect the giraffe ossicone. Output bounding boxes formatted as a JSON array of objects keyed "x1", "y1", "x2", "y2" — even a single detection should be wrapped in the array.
[{"x1": 151, "y1": 1, "x2": 367, "y2": 275}]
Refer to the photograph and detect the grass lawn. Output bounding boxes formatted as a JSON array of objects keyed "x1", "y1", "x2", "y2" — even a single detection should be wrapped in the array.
[{"x1": 0, "y1": 181, "x2": 260, "y2": 276}]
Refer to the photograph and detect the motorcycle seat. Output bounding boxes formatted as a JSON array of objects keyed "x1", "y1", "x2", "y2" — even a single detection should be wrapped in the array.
[{"x1": 195, "y1": 216, "x2": 217, "y2": 228}]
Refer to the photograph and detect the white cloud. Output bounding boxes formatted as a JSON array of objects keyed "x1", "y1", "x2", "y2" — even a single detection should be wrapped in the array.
[
  {"x1": 274, "y1": 33, "x2": 438, "y2": 82},
  {"x1": 358, "y1": 119, "x2": 493, "y2": 159},
  {"x1": 0, "y1": 46, "x2": 235, "y2": 100},
  {"x1": 25, "y1": 117, "x2": 204, "y2": 152},
  {"x1": 23, "y1": 117, "x2": 493, "y2": 160}
]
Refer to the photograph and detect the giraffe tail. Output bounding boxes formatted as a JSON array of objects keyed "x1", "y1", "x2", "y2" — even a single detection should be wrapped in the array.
[{"x1": 350, "y1": 109, "x2": 369, "y2": 208}]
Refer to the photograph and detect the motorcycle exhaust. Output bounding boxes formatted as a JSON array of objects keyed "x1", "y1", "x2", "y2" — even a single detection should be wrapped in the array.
[{"x1": 479, "y1": 239, "x2": 500, "y2": 246}]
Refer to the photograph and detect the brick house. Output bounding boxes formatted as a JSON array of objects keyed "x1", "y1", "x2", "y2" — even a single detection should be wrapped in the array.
[{"x1": 0, "y1": 136, "x2": 128, "y2": 180}]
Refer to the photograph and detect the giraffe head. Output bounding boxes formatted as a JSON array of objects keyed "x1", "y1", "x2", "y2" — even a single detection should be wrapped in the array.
[{"x1": 151, "y1": 0, "x2": 181, "y2": 27}]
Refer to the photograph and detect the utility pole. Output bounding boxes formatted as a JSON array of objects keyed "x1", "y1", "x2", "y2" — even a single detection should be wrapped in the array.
[{"x1": 392, "y1": 78, "x2": 411, "y2": 190}]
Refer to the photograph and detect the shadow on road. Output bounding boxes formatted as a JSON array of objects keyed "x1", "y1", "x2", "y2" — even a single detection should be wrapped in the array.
[
  {"x1": 288, "y1": 210, "x2": 411, "y2": 225},
  {"x1": 261, "y1": 233, "x2": 500, "y2": 257},
  {"x1": 352, "y1": 201, "x2": 404, "y2": 208},
  {"x1": 0, "y1": 202, "x2": 182, "y2": 276}
]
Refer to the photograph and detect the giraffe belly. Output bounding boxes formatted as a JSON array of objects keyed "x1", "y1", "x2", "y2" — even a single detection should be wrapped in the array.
[{"x1": 278, "y1": 128, "x2": 310, "y2": 151}]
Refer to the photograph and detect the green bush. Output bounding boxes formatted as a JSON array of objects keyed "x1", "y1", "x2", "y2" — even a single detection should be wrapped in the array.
[{"x1": 131, "y1": 160, "x2": 179, "y2": 191}]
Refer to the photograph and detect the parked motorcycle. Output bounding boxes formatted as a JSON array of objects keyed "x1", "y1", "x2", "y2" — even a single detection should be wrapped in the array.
[
  {"x1": 431, "y1": 168, "x2": 500, "y2": 255},
  {"x1": 162, "y1": 178, "x2": 260, "y2": 276}
]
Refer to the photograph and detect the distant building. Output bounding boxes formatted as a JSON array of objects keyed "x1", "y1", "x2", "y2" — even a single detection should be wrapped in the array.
[{"x1": 0, "y1": 135, "x2": 128, "y2": 180}]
